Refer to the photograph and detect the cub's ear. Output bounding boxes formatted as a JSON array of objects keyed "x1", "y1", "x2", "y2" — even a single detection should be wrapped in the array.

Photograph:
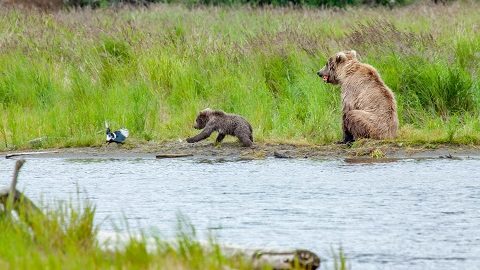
[
  {"x1": 200, "y1": 108, "x2": 213, "y2": 117},
  {"x1": 336, "y1": 52, "x2": 347, "y2": 63}
]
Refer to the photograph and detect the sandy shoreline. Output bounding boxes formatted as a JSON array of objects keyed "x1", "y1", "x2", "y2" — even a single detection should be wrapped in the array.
[{"x1": 3, "y1": 140, "x2": 480, "y2": 160}]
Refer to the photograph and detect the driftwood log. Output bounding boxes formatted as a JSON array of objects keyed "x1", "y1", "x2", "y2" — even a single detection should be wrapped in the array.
[
  {"x1": 155, "y1": 153, "x2": 194, "y2": 159},
  {"x1": 222, "y1": 247, "x2": 321, "y2": 270},
  {"x1": 5, "y1": 151, "x2": 59, "y2": 159},
  {"x1": 253, "y1": 249, "x2": 320, "y2": 270}
]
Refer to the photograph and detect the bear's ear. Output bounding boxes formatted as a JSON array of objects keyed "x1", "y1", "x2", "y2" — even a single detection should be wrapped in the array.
[
  {"x1": 336, "y1": 52, "x2": 347, "y2": 63},
  {"x1": 200, "y1": 108, "x2": 213, "y2": 117},
  {"x1": 350, "y1": 50, "x2": 358, "y2": 59}
]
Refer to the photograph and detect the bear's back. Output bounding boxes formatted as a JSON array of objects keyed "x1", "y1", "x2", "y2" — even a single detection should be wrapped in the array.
[{"x1": 341, "y1": 62, "x2": 397, "y2": 114}]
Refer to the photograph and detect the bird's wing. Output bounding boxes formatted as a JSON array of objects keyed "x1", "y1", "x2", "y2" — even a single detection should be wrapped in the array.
[{"x1": 119, "y1": 128, "x2": 129, "y2": 138}]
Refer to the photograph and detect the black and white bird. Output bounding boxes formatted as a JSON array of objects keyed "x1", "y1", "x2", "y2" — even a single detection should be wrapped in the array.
[{"x1": 105, "y1": 122, "x2": 129, "y2": 144}]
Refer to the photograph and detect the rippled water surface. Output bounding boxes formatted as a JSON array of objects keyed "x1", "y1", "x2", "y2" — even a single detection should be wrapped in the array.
[{"x1": 1, "y1": 156, "x2": 480, "y2": 269}]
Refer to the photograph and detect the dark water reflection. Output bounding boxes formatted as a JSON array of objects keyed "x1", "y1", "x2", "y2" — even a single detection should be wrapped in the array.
[{"x1": 1, "y1": 157, "x2": 480, "y2": 270}]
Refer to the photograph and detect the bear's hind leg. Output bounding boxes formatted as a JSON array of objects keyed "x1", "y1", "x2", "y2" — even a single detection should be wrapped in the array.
[
  {"x1": 235, "y1": 132, "x2": 253, "y2": 147},
  {"x1": 234, "y1": 126, "x2": 253, "y2": 147},
  {"x1": 238, "y1": 134, "x2": 253, "y2": 147},
  {"x1": 344, "y1": 110, "x2": 378, "y2": 140},
  {"x1": 338, "y1": 130, "x2": 355, "y2": 145}
]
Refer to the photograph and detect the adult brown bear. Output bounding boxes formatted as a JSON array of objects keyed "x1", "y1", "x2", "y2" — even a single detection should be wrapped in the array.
[{"x1": 317, "y1": 50, "x2": 398, "y2": 144}]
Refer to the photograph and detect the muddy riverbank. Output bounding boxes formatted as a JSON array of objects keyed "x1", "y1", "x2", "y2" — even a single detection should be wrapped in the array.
[{"x1": 3, "y1": 140, "x2": 480, "y2": 160}]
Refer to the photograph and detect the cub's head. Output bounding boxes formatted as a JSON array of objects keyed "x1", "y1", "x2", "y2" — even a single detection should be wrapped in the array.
[
  {"x1": 193, "y1": 108, "x2": 214, "y2": 129},
  {"x1": 317, "y1": 50, "x2": 358, "y2": 84}
]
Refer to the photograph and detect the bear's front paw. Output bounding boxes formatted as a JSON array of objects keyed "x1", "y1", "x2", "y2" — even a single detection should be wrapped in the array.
[{"x1": 186, "y1": 138, "x2": 195, "y2": 143}]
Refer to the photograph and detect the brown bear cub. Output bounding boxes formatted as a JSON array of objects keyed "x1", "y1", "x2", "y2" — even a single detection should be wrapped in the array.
[
  {"x1": 186, "y1": 108, "x2": 253, "y2": 147},
  {"x1": 317, "y1": 50, "x2": 398, "y2": 144}
]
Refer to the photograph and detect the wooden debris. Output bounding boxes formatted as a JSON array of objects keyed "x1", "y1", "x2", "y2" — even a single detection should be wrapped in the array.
[
  {"x1": 155, "y1": 153, "x2": 193, "y2": 159},
  {"x1": 222, "y1": 247, "x2": 321, "y2": 270},
  {"x1": 273, "y1": 151, "x2": 293, "y2": 159},
  {"x1": 5, "y1": 151, "x2": 59, "y2": 159}
]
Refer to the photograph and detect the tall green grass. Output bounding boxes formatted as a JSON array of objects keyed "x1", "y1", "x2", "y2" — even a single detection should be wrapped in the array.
[{"x1": 0, "y1": 2, "x2": 479, "y2": 150}]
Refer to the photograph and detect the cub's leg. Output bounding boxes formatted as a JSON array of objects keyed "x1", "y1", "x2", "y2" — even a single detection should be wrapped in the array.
[
  {"x1": 235, "y1": 129, "x2": 253, "y2": 147},
  {"x1": 216, "y1": 133, "x2": 226, "y2": 143}
]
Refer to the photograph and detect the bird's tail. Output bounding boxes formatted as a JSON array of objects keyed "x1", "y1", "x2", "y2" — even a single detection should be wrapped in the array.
[{"x1": 104, "y1": 121, "x2": 109, "y2": 129}]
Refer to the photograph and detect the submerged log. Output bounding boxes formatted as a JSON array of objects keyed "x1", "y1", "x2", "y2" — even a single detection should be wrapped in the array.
[{"x1": 155, "y1": 153, "x2": 194, "y2": 159}]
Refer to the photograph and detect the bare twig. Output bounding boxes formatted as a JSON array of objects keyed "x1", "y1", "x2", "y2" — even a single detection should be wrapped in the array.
[
  {"x1": 1, "y1": 159, "x2": 41, "y2": 223},
  {"x1": 7, "y1": 159, "x2": 25, "y2": 211}
]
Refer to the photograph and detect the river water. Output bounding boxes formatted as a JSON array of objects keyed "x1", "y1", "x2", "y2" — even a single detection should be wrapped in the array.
[{"x1": 1, "y1": 156, "x2": 480, "y2": 269}]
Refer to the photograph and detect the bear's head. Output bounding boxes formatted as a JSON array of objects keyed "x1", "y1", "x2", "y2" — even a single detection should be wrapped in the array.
[
  {"x1": 193, "y1": 108, "x2": 214, "y2": 129},
  {"x1": 317, "y1": 50, "x2": 358, "y2": 84}
]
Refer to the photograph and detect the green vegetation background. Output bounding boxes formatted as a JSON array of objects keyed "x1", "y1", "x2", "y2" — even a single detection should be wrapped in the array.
[{"x1": 0, "y1": 1, "x2": 479, "y2": 150}]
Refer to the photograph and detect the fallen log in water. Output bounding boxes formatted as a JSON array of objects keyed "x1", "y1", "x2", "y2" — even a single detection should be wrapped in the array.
[
  {"x1": 222, "y1": 246, "x2": 321, "y2": 270},
  {"x1": 156, "y1": 153, "x2": 194, "y2": 159}
]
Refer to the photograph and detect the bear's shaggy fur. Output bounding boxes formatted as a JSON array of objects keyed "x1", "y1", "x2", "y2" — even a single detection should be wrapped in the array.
[
  {"x1": 186, "y1": 108, "x2": 253, "y2": 147},
  {"x1": 317, "y1": 50, "x2": 398, "y2": 143}
]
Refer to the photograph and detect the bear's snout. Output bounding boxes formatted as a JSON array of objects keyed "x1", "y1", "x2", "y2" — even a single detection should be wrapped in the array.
[{"x1": 317, "y1": 69, "x2": 329, "y2": 82}]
